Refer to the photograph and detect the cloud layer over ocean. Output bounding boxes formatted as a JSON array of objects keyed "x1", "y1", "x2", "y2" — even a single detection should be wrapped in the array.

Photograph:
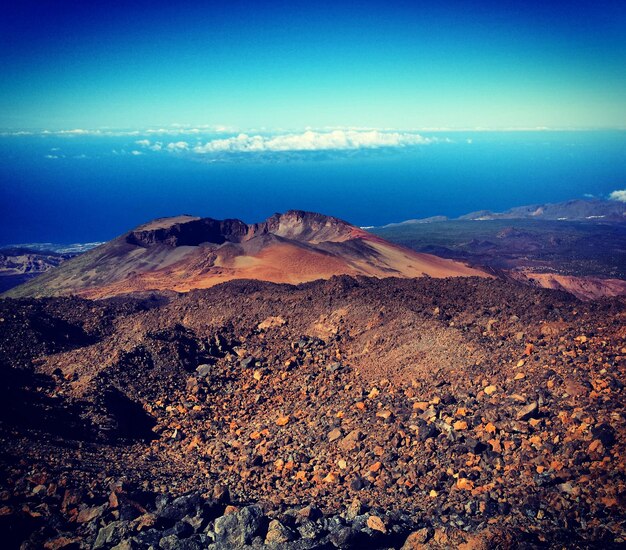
[{"x1": 137, "y1": 129, "x2": 434, "y2": 156}]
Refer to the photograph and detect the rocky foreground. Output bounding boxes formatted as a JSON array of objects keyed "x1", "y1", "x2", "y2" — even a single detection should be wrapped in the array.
[{"x1": 0, "y1": 276, "x2": 625, "y2": 548}]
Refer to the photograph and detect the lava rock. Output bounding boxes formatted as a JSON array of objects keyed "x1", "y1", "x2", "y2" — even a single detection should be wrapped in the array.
[
  {"x1": 591, "y1": 424, "x2": 616, "y2": 448},
  {"x1": 158, "y1": 493, "x2": 202, "y2": 524},
  {"x1": 265, "y1": 519, "x2": 296, "y2": 545},
  {"x1": 94, "y1": 521, "x2": 130, "y2": 549},
  {"x1": 213, "y1": 505, "x2": 265, "y2": 546}
]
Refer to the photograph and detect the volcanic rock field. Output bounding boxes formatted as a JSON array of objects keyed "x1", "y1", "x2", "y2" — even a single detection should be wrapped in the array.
[{"x1": 1, "y1": 276, "x2": 625, "y2": 548}]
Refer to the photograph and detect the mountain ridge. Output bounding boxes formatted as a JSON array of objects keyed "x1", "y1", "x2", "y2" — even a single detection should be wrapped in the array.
[
  {"x1": 4, "y1": 210, "x2": 488, "y2": 299},
  {"x1": 382, "y1": 198, "x2": 626, "y2": 226}
]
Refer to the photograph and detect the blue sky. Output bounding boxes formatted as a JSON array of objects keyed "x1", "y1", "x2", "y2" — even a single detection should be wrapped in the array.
[{"x1": 1, "y1": 0, "x2": 625, "y2": 131}]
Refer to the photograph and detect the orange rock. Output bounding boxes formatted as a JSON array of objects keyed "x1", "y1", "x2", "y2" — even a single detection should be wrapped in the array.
[
  {"x1": 294, "y1": 471, "x2": 307, "y2": 482},
  {"x1": 524, "y1": 343, "x2": 534, "y2": 355},
  {"x1": 589, "y1": 439, "x2": 603, "y2": 452},
  {"x1": 367, "y1": 515, "x2": 387, "y2": 533},
  {"x1": 369, "y1": 461, "x2": 383, "y2": 473},
  {"x1": 76, "y1": 505, "x2": 104, "y2": 523},
  {"x1": 186, "y1": 435, "x2": 201, "y2": 452},
  {"x1": 601, "y1": 497, "x2": 618, "y2": 507},
  {"x1": 550, "y1": 460, "x2": 564, "y2": 471},
  {"x1": 257, "y1": 316, "x2": 286, "y2": 330},
  {"x1": 276, "y1": 415, "x2": 290, "y2": 426},
  {"x1": 453, "y1": 420, "x2": 468, "y2": 431},
  {"x1": 485, "y1": 422, "x2": 497, "y2": 434},
  {"x1": 403, "y1": 528, "x2": 431, "y2": 547},
  {"x1": 456, "y1": 478, "x2": 475, "y2": 490},
  {"x1": 484, "y1": 385, "x2": 497, "y2": 396}
]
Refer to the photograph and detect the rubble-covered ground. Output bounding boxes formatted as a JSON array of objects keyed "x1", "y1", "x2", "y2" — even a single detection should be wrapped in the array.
[{"x1": 0, "y1": 276, "x2": 625, "y2": 549}]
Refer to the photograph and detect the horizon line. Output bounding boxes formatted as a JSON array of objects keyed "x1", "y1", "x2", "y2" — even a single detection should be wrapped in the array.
[{"x1": 2, "y1": 126, "x2": 626, "y2": 136}]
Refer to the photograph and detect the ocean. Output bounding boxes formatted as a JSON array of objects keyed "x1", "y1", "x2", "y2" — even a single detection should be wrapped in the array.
[{"x1": 1, "y1": 130, "x2": 625, "y2": 244}]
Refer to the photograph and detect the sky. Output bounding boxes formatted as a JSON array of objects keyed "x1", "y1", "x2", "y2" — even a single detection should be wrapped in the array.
[
  {"x1": 1, "y1": 0, "x2": 625, "y2": 131},
  {"x1": 1, "y1": 0, "x2": 625, "y2": 244}
]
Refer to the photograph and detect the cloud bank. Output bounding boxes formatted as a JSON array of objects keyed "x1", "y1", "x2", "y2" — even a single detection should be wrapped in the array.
[
  {"x1": 609, "y1": 189, "x2": 626, "y2": 202},
  {"x1": 192, "y1": 130, "x2": 432, "y2": 153},
  {"x1": 136, "y1": 130, "x2": 433, "y2": 156}
]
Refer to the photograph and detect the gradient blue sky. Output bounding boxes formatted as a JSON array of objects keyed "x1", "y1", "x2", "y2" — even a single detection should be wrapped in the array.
[{"x1": 1, "y1": 0, "x2": 625, "y2": 131}]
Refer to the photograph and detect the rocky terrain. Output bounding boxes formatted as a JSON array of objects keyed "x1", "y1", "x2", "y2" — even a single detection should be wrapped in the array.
[
  {"x1": 4, "y1": 212, "x2": 486, "y2": 300},
  {"x1": 1, "y1": 276, "x2": 625, "y2": 548},
  {"x1": 0, "y1": 247, "x2": 77, "y2": 293},
  {"x1": 372, "y1": 218, "x2": 626, "y2": 300}
]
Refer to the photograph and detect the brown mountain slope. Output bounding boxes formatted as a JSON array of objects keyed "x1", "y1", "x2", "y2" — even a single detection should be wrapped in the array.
[
  {"x1": 508, "y1": 271, "x2": 626, "y2": 300},
  {"x1": 5, "y1": 211, "x2": 488, "y2": 299}
]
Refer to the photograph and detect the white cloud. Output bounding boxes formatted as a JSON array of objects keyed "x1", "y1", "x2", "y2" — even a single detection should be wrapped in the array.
[
  {"x1": 609, "y1": 189, "x2": 626, "y2": 202},
  {"x1": 166, "y1": 141, "x2": 189, "y2": 151},
  {"x1": 130, "y1": 150, "x2": 143, "y2": 156},
  {"x1": 189, "y1": 130, "x2": 432, "y2": 154},
  {"x1": 146, "y1": 128, "x2": 171, "y2": 135},
  {"x1": 135, "y1": 140, "x2": 163, "y2": 151},
  {"x1": 56, "y1": 128, "x2": 101, "y2": 136}
]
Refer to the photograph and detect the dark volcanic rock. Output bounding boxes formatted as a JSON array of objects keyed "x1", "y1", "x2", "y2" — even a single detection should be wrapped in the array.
[
  {"x1": 126, "y1": 218, "x2": 250, "y2": 248},
  {"x1": 213, "y1": 505, "x2": 265, "y2": 546}
]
